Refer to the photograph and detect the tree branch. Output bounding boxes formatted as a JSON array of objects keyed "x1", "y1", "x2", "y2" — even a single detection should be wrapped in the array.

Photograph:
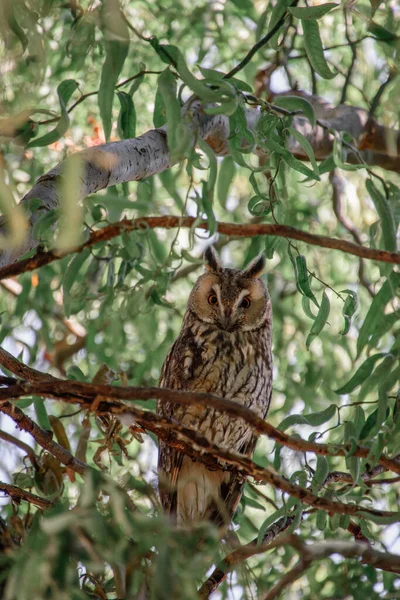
[
  {"x1": 1, "y1": 347, "x2": 399, "y2": 479},
  {"x1": 0, "y1": 384, "x2": 399, "y2": 520},
  {"x1": 261, "y1": 534, "x2": 400, "y2": 599},
  {"x1": 0, "y1": 399, "x2": 88, "y2": 476},
  {"x1": 0, "y1": 482, "x2": 53, "y2": 509},
  {"x1": 224, "y1": 1, "x2": 299, "y2": 79},
  {"x1": 198, "y1": 515, "x2": 296, "y2": 598},
  {"x1": 0, "y1": 215, "x2": 399, "y2": 283}
]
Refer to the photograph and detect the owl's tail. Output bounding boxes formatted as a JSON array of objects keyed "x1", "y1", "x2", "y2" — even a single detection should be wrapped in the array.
[{"x1": 176, "y1": 456, "x2": 243, "y2": 526}]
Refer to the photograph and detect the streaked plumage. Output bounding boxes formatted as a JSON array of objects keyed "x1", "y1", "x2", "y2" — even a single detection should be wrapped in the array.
[{"x1": 157, "y1": 247, "x2": 273, "y2": 526}]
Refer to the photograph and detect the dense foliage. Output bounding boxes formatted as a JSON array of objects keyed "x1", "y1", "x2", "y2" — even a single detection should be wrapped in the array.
[{"x1": 0, "y1": 0, "x2": 399, "y2": 598}]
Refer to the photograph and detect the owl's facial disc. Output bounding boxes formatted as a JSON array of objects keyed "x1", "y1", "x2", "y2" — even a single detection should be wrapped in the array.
[{"x1": 190, "y1": 273, "x2": 269, "y2": 332}]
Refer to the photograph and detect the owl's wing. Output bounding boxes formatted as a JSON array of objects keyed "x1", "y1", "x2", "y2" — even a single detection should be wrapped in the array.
[
  {"x1": 209, "y1": 386, "x2": 272, "y2": 526},
  {"x1": 157, "y1": 337, "x2": 193, "y2": 516}
]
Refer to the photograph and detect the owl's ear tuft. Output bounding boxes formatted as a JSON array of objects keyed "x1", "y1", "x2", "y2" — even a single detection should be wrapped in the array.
[
  {"x1": 243, "y1": 253, "x2": 266, "y2": 278},
  {"x1": 204, "y1": 246, "x2": 222, "y2": 272}
]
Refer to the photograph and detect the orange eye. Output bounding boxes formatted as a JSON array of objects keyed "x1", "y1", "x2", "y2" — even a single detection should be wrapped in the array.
[
  {"x1": 208, "y1": 294, "x2": 218, "y2": 305},
  {"x1": 241, "y1": 296, "x2": 251, "y2": 309}
]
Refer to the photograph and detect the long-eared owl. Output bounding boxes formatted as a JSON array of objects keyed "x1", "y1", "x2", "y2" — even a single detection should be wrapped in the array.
[{"x1": 157, "y1": 246, "x2": 273, "y2": 527}]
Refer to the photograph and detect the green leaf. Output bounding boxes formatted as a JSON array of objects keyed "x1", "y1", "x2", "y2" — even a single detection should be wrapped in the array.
[
  {"x1": 312, "y1": 456, "x2": 329, "y2": 490},
  {"x1": 290, "y1": 3, "x2": 339, "y2": 19},
  {"x1": 367, "y1": 21, "x2": 399, "y2": 45},
  {"x1": 340, "y1": 289, "x2": 358, "y2": 335},
  {"x1": 217, "y1": 157, "x2": 236, "y2": 208},
  {"x1": 263, "y1": 138, "x2": 319, "y2": 180},
  {"x1": 33, "y1": 397, "x2": 51, "y2": 431},
  {"x1": 316, "y1": 509, "x2": 327, "y2": 530},
  {"x1": 288, "y1": 127, "x2": 320, "y2": 178},
  {"x1": 302, "y1": 19, "x2": 336, "y2": 79},
  {"x1": 274, "y1": 95, "x2": 316, "y2": 126},
  {"x1": 357, "y1": 272, "x2": 400, "y2": 355},
  {"x1": 267, "y1": 0, "x2": 292, "y2": 49},
  {"x1": 365, "y1": 179, "x2": 397, "y2": 252},
  {"x1": 28, "y1": 80, "x2": 79, "y2": 147},
  {"x1": 158, "y1": 69, "x2": 192, "y2": 162},
  {"x1": 62, "y1": 249, "x2": 91, "y2": 317},
  {"x1": 359, "y1": 355, "x2": 396, "y2": 401},
  {"x1": 334, "y1": 353, "x2": 388, "y2": 395},
  {"x1": 306, "y1": 291, "x2": 330, "y2": 349},
  {"x1": 278, "y1": 404, "x2": 336, "y2": 431},
  {"x1": 355, "y1": 511, "x2": 400, "y2": 525},
  {"x1": 117, "y1": 92, "x2": 136, "y2": 139},
  {"x1": 98, "y1": 9, "x2": 130, "y2": 141},
  {"x1": 295, "y1": 255, "x2": 319, "y2": 307},
  {"x1": 332, "y1": 135, "x2": 365, "y2": 171}
]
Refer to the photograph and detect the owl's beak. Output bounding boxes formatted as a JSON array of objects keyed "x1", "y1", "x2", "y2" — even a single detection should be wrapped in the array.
[{"x1": 219, "y1": 307, "x2": 236, "y2": 331}]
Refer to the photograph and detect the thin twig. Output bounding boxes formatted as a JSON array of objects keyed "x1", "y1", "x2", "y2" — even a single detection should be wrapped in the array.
[
  {"x1": 224, "y1": 0, "x2": 299, "y2": 79},
  {"x1": 0, "y1": 482, "x2": 53, "y2": 509},
  {"x1": 198, "y1": 515, "x2": 295, "y2": 598}
]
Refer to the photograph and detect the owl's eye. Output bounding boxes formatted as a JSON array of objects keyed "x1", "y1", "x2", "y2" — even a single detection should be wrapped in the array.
[
  {"x1": 240, "y1": 296, "x2": 251, "y2": 309},
  {"x1": 208, "y1": 294, "x2": 218, "y2": 306}
]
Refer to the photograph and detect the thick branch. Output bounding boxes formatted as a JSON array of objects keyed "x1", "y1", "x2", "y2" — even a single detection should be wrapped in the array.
[
  {"x1": 0, "y1": 215, "x2": 398, "y2": 283},
  {"x1": 0, "y1": 385, "x2": 399, "y2": 520},
  {"x1": 0, "y1": 347, "x2": 399, "y2": 478},
  {"x1": 0, "y1": 482, "x2": 53, "y2": 509}
]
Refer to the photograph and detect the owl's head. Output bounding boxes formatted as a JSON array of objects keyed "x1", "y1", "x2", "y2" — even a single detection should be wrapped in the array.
[{"x1": 187, "y1": 246, "x2": 271, "y2": 332}]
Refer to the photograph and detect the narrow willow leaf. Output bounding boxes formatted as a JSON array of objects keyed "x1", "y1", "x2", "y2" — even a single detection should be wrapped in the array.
[
  {"x1": 0, "y1": 167, "x2": 28, "y2": 250},
  {"x1": 359, "y1": 407, "x2": 390, "y2": 441},
  {"x1": 367, "y1": 21, "x2": 399, "y2": 45},
  {"x1": 274, "y1": 95, "x2": 316, "y2": 126},
  {"x1": 318, "y1": 155, "x2": 336, "y2": 175},
  {"x1": 98, "y1": 7, "x2": 129, "y2": 141},
  {"x1": 49, "y1": 416, "x2": 71, "y2": 452},
  {"x1": 28, "y1": 80, "x2": 79, "y2": 147},
  {"x1": 5, "y1": 4, "x2": 28, "y2": 52},
  {"x1": 288, "y1": 127, "x2": 319, "y2": 177},
  {"x1": 267, "y1": 0, "x2": 292, "y2": 49},
  {"x1": 150, "y1": 40, "x2": 224, "y2": 103},
  {"x1": 198, "y1": 139, "x2": 218, "y2": 235},
  {"x1": 332, "y1": 136, "x2": 365, "y2": 171},
  {"x1": 365, "y1": 179, "x2": 397, "y2": 252},
  {"x1": 358, "y1": 355, "x2": 396, "y2": 401},
  {"x1": 295, "y1": 255, "x2": 319, "y2": 307},
  {"x1": 357, "y1": 272, "x2": 400, "y2": 355},
  {"x1": 312, "y1": 456, "x2": 329, "y2": 491},
  {"x1": 158, "y1": 68, "x2": 193, "y2": 162},
  {"x1": 278, "y1": 404, "x2": 336, "y2": 431},
  {"x1": 33, "y1": 397, "x2": 51, "y2": 431},
  {"x1": 302, "y1": 19, "x2": 336, "y2": 79},
  {"x1": 263, "y1": 139, "x2": 320, "y2": 180},
  {"x1": 229, "y1": 103, "x2": 255, "y2": 152},
  {"x1": 355, "y1": 511, "x2": 400, "y2": 525},
  {"x1": 316, "y1": 509, "x2": 327, "y2": 531},
  {"x1": 340, "y1": 289, "x2": 358, "y2": 335},
  {"x1": 217, "y1": 157, "x2": 236, "y2": 208},
  {"x1": 290, "y1": 3, "x2": 338, "y2": 19},
  {"x1": 63, "y1": 248, "x2": 91, "y2": 316},
  {"x1": 117, "y1": 92, "x2": 136, "y2": 139},
  {"x1": 306, "y1": 291, "x2": 330, "y2": 349},
  {"x1": 302, "y1": 296, "x2": 317, "y2": 320},
  {"x1": 334, "y1": 352, "x2": 388, "y2": 395},
  {"x1": 55, "y1": 154, "x2": 84, "y2": 252}
]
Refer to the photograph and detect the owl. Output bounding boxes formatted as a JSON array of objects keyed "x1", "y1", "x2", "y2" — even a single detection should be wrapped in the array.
[{"x1": 157, "y1": 246, "x2": 273, "y2": 527}]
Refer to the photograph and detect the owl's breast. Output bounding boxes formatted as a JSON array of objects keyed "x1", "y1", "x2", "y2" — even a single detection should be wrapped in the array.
[{"x1": 181, "y1": 327, "x2": 272, "y2": 450}]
